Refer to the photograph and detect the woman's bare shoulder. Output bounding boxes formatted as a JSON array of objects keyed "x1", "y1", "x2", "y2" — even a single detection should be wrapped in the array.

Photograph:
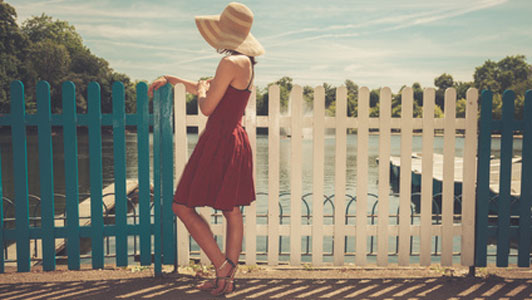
[{"x1": 223, "y1": 54, "x2": 251, "y2": 68}]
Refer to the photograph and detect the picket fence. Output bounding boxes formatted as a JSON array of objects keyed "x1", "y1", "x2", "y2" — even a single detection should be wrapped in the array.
[
  {"x1": 0, "y1": 81, "x2": 175, "y2": 275},
  {"x1": 1, "y1": 81, "x2": 530, "y2": 274},
  {"x1": 173, "y1": 84, "x2": 479, "y2": 267},
  {"x1": 475, "y1": 90, "x2": 532, "y2": 267}
]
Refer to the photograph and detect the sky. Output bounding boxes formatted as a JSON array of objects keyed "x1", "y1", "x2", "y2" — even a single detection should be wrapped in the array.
[{"x1": 7, "y1": 0, "x2": 532, "y2": 92}]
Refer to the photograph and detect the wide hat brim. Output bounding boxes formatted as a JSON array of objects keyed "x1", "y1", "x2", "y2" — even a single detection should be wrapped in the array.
[{"x1": 195, "y1": 15, "x2": 265, "y2": 57}]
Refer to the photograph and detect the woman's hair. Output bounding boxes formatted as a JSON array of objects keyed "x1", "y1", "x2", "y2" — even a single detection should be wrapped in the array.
[{"x1": 217, "y1": 49, "x2": 257, "y2": 66}]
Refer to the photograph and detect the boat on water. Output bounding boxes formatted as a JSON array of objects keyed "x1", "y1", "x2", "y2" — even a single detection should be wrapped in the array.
[{"x1": 387, "y1": 153, "x2": 523, "y2": 216}]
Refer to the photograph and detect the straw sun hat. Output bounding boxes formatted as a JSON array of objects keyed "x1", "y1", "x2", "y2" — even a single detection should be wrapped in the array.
[{"x1": 195, "y1": 2, "x2": 265, "y2": 57}]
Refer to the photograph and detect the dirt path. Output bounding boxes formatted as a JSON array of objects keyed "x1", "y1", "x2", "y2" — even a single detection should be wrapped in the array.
[{"x1": 1, "y1": 265, "x2": 532, "y2": 299}]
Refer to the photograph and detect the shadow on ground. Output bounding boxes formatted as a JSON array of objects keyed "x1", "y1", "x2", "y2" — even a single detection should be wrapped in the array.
[{"x1": 1, "y1": 273, "x2": 532, "y2": 300}]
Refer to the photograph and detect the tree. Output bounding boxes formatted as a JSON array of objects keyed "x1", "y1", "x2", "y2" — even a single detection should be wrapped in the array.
[
  {"x1": 28, "y1": 39, "x2": 72, "y2": 113},
  {"x1": 21, "y1": 14, "x2": 83, "y2": 54},
  {"x1": 474, "y1": 55, "x2": 531, "y2": 94},
  {"x1": 435, "y1": 73, "x2": 454, "y2": 90},
  {"x1": 0, "y1": 0, "x2": 30, "y2": 112},
  {"x1": 454, "y1": 81, "x2": 473, "y2": 100},
  {"x1": 16, "y1": 13, "x2": 137, "y2": 114},
  {"x1": 302, "y1": 85, "x2": 313, "y2": 114},
  {"x1": 345, "y1": 79, "x2": 358, "y2": 117},
  {"x1": 474, "y1": 55, "x2": 531, "y2": 119},
  {"x1": 261, "y1": 76, "x2": 293, "y2": 114},
  {"x1": 434, "y1": 73, "x2": 454, "y2": 110},
  {"x1": 323, "y1": 82, "x2": 336, "y2": 116}
]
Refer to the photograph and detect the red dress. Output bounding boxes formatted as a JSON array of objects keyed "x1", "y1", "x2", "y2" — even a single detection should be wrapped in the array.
[{"x1": 173, "y1": 84, "x2": 256, "y2": 211}]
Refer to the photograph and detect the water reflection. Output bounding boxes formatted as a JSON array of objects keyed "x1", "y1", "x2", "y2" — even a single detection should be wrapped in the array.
[{"x1": 0, "y1": 131, "x2": 522, "y2": 218}]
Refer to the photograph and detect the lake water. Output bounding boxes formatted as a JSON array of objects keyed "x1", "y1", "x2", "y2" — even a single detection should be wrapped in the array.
[{"x1": 0, "y1": 131, "x2": 522, "y2": 265}]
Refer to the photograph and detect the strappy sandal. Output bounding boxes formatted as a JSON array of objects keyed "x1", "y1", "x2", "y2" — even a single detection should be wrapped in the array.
[
  {"x1": 196, "y1": 278, "x2": 217, "y2": 291},
  {"x1": 211, "y1": 258, "x2": 238, "y2": 296}
]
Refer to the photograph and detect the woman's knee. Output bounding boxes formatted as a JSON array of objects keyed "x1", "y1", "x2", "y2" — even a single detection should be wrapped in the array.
[
  {"x1": 173, "y1": 202, "x2": 194, "y2": 220},
  {"x1": 222, "y1": 206, "x2": 242, "y2": 219}
]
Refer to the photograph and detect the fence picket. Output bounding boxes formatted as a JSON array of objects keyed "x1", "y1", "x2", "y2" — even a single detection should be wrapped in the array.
[
  {"x1": 442, "y1": 88, "x2": 456, "y2": 266},
  {"x1": 136, "y1": 82, "x2": 151, "y2": 266},
  {"x1": 518, "y1": 91, "x2": 532, "y2": 267},
  {"x1": 356, "y1": 87, "x2": 370, "y2": 266},
  {"x1": 461, "y1": 88, "x2": 478, "y2": 266},
  {"x1": 173, "y1": 84, "x2": 189, "y2": 266},
  {"x1": 334, "y1": 86, "x2": 347, "y2": 266},
  {"x1": 88, "y1": 82, "x2": 104, "y2": 270},
  {"x1": 244, "y1": 86, "x2": 258, "y2": 265},
  {"x1": 290, "y1": 85, "x2": 303, "y2": 265},
  {"x1": 112, "y1": 82, "x2": 128, "y2": 267},
  {"x1": 160, "y1": 81, "x2": 175, "y2": 265},
  {"x1": 36, "y1": 81, "x2": 56, "y2": 271},
  {"x1": 11, "y1": 81, "x2": 30, "y2": 272},
  {"x1": 420, "y1": 88, "x2": 435, "y2": 266},
  {"x1": 475, "y1": 90, "x2": 493, "y2": 267},
  {"x1": 377, "y1": 87, "x2": 392, "y2": 266},
  {"x1": 63, "y1": 81, "x2": 80, "y2": 270},
  {"x1": 268, "y1": 85, "x2": 280, "y2": 266},
  {"x1": 312, "y1": 86, "x2": 325, "y2": 266},
  {"x1": 399, "y1": 87, "x2": 413, "y2": 266},
  {"x1": 0, "y1": 148, "x2": 5, "y2": 274},
  {"x1": 497, "y1": 90, "x2": 515, "y2": 267},
  {"x1": 152, "y1": 84, "x2": 164, "y2": 276},
  {"x1": 0, "y1": 129, "x2": 4, "y2": 273}
]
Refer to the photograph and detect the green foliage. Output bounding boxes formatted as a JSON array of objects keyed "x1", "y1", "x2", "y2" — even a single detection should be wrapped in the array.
[
  {"x1": 435, "y1": 73, "x2": 454, "y2": 109},
  {"x1": 345, "y1": 79, "x2": 358, "y2": 117},
  {"x1": 0, "y1": 0, "x2": 30, "y2": 113},
  {"x1": 474, "y1": 55, "x2": 531, "y2": 94},
  {"x1": 0, "y1": 4, "x2": 136, "y2": 114},
  {"x1": 456, "y1": 98, "x2": 467, "y2": 118}
]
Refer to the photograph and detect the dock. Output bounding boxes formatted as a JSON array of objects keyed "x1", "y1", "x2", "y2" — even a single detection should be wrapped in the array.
[
  {"x1": 389, "y1": 153, "x2": 522, "y2": 196},
  {"x1": 5, "y1": 180, "x2": 139, "y2": 266}
]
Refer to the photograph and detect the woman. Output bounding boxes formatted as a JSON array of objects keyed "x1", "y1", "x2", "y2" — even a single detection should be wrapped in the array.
[{"x1": 148, "y1": 2, "x2": 264, "y2": 297}]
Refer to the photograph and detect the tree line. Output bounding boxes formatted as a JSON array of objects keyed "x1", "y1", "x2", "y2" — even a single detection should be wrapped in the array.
[
  {"x1": 1, "y1": 1, "x2": 531, "y2": 121},
  {"x1": 1, "y1": 1, "x2": 136, "y2": 114}
]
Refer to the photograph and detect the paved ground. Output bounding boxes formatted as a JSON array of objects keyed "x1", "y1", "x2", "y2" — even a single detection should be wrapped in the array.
[{"x1": 1, "y1": 264, "x2": 532, "y2": 299}]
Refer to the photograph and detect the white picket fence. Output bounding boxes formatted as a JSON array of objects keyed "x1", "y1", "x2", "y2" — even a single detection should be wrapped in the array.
[{"x1": 172, "y1": 83, "x2": 479, "y2": 267}]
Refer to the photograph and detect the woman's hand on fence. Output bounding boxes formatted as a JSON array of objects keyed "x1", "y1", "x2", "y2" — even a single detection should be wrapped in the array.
[
  {"x1": 148, "y1": 76, "x2": 168, "y2": 97},
  {"x1": 197, "y1": 80, "x2": 210, "y2": 98}
]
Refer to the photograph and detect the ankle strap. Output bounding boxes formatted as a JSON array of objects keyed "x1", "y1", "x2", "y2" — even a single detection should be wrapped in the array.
[{"x1": 218, "y1": 258, "x2": 237, "y2": 271}]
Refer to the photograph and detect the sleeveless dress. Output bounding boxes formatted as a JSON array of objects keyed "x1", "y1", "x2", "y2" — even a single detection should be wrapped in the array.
[{"x1": 173, "y1": 69, "x2": 256, "y2": 211}]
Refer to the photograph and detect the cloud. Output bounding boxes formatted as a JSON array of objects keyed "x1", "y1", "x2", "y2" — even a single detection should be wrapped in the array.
[
  {"x1": 13, "y1": 0, "x2": 187, "y2": 20},
  {"x1": 383, "y1": 0, "x2": 508, "y2": 31},
  {"x1": 263, "y1": 0, "x2": 508, "y2": 45}
]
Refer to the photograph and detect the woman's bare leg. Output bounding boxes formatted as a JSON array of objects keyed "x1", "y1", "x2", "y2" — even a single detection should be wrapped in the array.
[
  {"x1": 223, "y1": 206, "x2": 244, "y2": 263},
  {"x1": 209, "y1": 206, "x2": 243, "y2": 295},
  {"x1": 172, "y1": 203, "x2": 225, "y2": 268}
]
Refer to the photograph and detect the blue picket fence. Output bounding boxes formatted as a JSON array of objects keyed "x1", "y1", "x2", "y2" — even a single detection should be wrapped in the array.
[
  {"x1": 0, "y1": 81, "x2": 176, "y2": 275},
  {"x1": 475, "y1": 90, "x2": 532, "y2": 267}
]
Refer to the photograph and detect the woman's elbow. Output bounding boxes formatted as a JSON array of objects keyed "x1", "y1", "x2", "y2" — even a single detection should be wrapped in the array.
[{"x1": 199, "y1": 105, "x2": 212, "y2": 116}]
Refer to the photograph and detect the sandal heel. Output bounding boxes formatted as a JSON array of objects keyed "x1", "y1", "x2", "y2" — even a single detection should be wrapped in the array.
[{"x1": 210, "y1": 258, "x2": 238, "y2": 296}]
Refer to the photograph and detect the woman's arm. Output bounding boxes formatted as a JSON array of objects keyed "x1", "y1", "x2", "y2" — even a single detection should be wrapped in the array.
[
  {"x1": 164, "y1": 75, "x2": 202, "y2": 94},
  {"x1": 148, "y1": 75, "x2": 210, "y2": 97},
  {"x1": 198, "y1": 57, "x2": 235, "y2": 116}
]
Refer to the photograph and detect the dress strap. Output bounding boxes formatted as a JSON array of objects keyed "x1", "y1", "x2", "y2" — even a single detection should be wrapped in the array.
[{"x1": 245, "y1": 61, "x2": 255, "y2": 91}]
